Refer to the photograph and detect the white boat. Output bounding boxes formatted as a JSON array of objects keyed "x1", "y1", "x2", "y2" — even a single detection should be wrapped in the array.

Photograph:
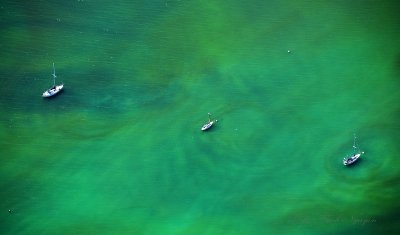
[
  {"x1": 343, "y1": 134, "x2": 364, "y2": 166},
  {"x1": 201, "y1": 121, "x2": 214, "y2": 131},
  {"x1": 42, "y1": 63, "x2": 63, "y2": 98},
  {"x1": 201, "y1": 113, "x2": 216, "y2": 131}
]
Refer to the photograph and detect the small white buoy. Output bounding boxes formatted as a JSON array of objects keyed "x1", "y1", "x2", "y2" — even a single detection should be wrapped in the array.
[{"x1": 287, "y1": 50, "x2": 291, "y2": 53}]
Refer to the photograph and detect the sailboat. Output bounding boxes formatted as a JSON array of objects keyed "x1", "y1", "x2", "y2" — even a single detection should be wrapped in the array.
[
  {"x1": 343, "y1": 134, "x2": 364, "y2": 166},
  {"x1": 42, "y1": 63, "x2": 64, "y2": 98},
  {"x1": 201, "y1": 113, "x2": 217, "y2": 131}
]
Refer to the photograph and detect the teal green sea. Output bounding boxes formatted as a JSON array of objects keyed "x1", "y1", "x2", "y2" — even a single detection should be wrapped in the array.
[{"x1": 1, "y1": 0, "x2": 399, "y2": 234}]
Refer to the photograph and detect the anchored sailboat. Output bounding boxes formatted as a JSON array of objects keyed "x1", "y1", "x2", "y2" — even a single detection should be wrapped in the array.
[
  {"x1": 42, "y1": 63, "x2": 63, "y2": 98},
  {"x1": 201, "y1": 113, "x2": 217, "y2": 131},
  {"x1": 343, "y1": 134, "x2": 364, "y2": 166}
]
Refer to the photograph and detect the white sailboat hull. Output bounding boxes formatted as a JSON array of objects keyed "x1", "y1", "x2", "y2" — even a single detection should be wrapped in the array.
[
  {"x1": 343, "y1": 152, "x2": 364, "y2": 166},
  {"x1": 201, "y1": 121, "x2": 214, "y2": 131},
  {"x1": 42, "y1": 84, "x2": 64, "y2": 97}
]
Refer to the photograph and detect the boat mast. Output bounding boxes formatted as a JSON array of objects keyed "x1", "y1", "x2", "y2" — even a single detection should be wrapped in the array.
[
  {"x1": 52, "y1": 63, "x2": 57, "y2": 87},
  {"x1": 352, "y1": 134, "x2": 358, "y2": 153},
  {"x1": 208, "y1": 113, "x2": 211, "y2": 122}
]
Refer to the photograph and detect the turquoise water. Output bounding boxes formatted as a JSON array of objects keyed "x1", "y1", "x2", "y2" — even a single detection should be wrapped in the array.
[{"x1": 1, "y1": 0, "x2": 399, "y2": 234}]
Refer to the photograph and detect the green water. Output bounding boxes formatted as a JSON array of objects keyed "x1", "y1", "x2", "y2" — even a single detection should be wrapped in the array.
[{"x1": 1, "y1": 0, "x2": 399, "y2": 234}]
